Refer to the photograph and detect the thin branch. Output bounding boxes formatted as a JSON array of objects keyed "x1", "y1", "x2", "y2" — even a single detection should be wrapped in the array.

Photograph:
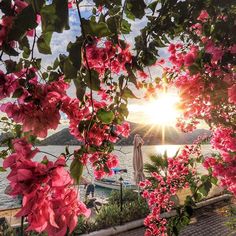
[
  {"x1": 114, "y1": 146, "x2": 130, "y2": 155},
  {"x1": 0, "y1": 50, "x2": 4, "y2": 61},
  {"x1": 75, "y1": 0, "x2": 96, "y2": 145},
  {"x1": 39, "y1": 150, "x2": 58, "y2": 158},
  {"x1": 31, "y1": 31, "x2": 37, "y2": 61},
  {"x1": 75, "y1": 0, "x2": 94, "y2": 112}
]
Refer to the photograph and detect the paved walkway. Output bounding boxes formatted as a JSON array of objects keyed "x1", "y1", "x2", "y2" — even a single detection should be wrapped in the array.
[{"x1": 116, "y1": 202, "x2": 236, "y2": 236}]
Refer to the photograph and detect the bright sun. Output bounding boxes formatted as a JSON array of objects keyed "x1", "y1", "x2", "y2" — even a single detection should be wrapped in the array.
[{"x1": 143, "y1": 92, "x2": 181, "y2": 125}]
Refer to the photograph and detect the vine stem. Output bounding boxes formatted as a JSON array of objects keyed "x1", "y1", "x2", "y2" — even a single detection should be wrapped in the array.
[
  {"x1": 39, "y1": 150, "x2": 58, "y2": 158},
  {"x1": 75, "y1": 0, "x2": 94, "y2": 113},
  {"x1": 75, "y1": 0, "x2": 96, "y2": 146}
]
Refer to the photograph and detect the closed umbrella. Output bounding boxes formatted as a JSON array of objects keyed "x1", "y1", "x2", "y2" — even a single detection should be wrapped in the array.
[{"x1": 133, "y1": 134, "x2": 145, "y2": 185}]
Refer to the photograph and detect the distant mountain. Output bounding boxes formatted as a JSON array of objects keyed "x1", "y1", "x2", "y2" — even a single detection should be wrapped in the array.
[{"x1": 40, "y1": 122, "x2": 211, "y2": 146}]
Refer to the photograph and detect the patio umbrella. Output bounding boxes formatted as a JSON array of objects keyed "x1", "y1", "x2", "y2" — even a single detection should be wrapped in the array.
[{"x1": 133, "y1": 134, "x2": 145, "y2": 185}]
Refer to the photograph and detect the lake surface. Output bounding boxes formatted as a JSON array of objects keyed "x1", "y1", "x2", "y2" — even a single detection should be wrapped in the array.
[{"x1": 0, "y1": 145, "x2": 213, "y2": 210}]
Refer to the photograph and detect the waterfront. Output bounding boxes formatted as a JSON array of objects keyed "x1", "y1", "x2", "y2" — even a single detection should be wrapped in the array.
[{"x1": 0, "y1": 144, "x2": 213, "y2": 210}]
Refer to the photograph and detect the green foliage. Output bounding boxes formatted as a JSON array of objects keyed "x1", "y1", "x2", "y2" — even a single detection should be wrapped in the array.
[
  {"x1": 84, "y1": 70, "x2": 101, "y2": 91},
  {"x1": 125, "y1": 0, "x2": 146, "y2": 20},
  {"x1": 70, "y1": 158, "x2": 83, "y2": 184},
  {"x1": 109, "y1": 189, "x2": 139, "y2": 204},
  {"x1": 8, "y1": 5, "x2": 37, "y2": 41},
  {"x1": 40, "y1": 0, "x2": 69, "y2": 33},
  {"x1": 144, "y1": 153, "x2": 168, "y2": 174},
  {"x1": 225, "y1": 205, "x2": 236, "y2": 235},
  {"x1": 94, "y1": 196, "x2": 149, "y2": 231},
  {"x1": 37, "y1": 32, "x2": 53, "y2": 54},
  {"x1": 82, "y1": 19, "x2": 111, "y2": 37},
  {"x1": 95, "y1": 204, "x2": 121, "y2": 229},
  {"x1": 73, "y1": 190, "x2": 149, "y2": 234},
  {"x1": 67, "y1": 37, "x2": 83, "y2": 70},
  {"x1": 97, "y1": 109, "x2": 115, "y2": 124},
  {"x1": 122, "y1": 88, "x2": 138, "y2": 99}
]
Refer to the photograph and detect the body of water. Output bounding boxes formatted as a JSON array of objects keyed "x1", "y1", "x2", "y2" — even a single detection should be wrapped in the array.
[{"x1": 0, "y1": 145, "x2": 213, "y2": 210}]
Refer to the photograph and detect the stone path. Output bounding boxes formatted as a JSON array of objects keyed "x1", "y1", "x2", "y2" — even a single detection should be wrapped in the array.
[{"x1": 115, "y1": 203, "x2": 236, "y2": 236}]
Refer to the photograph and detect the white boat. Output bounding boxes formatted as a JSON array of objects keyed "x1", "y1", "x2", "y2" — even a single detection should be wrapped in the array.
[
  {"x1": 94, "y1": 178, "x2": 136, "y2": 190},
  {"x1": 94, "y1": 168, "x2": 136, "y2": 190}
]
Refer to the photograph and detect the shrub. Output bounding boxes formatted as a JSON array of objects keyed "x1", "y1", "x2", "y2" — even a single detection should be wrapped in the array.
[
  {"x1": 94, "y1": 195, "x2": 149, "y2": 231},
  {"x1": 108, "y1": 189, "x2": 140, "y2": 205}
]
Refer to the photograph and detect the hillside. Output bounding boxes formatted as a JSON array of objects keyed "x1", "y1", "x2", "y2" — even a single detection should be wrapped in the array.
[{"x1": 40, "y1": 122, "x2": 211, "y2": 145}]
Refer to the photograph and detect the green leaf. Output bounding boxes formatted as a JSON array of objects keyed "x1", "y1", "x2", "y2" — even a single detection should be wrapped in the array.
[
  {"x1": 125, "y1": 0, "x2": 146, "y2": 20},
  {"x1": 184, "y1": 205, "x2": 194, "y2": 217},
  {"x1": 22, "y1": 46, "x2": 31, "y2": 59},
  {"x1": 70, "y1": 159, "x2": 83, "y2": 185},
  {"x1": 211, "y1": 176, "x2": 218, "y2": 185},
  {"x1": 188, "y1": 64, "x2": 200, "y2": 75},
  {"x1": 18, "y1": 36, "x2": 30, "y2": 50},
  {"x1": 84, "y1": 70, "x2": 101, "y2": 91},
  {"x1": 107, "y1": 16, "x2": 120, "y2": 34},
  {"x1": 118, "y1": 103, "x2": 129, "y2": 117},
  {"x1": 142, "y1": 50, "x2": 156, "y2": 66},
  {"x1": 0, "y1": 0, "x2": 12, "y2": 15},
  {"x1": 125, "y1": 65, "x2": 138, "y2": 88},
  {"x1": 67, "y1": 38, "x2": 83, "y2": 69},
  {"x1": 122, "y1": 88, "x2": 138, "y2": 99},
  {"x1": 48, "y1": 71, "x2": 60, "y2": 82},
  {"x1": 121, "y1": 19, "x2": 131, "y2": 34},
  {"x1": 5, "y1": 60, "x2": 17, "y2": 73},
  {"x1": 198, "y1": 179, "x2": 212, "y2": 197},
  {"x1": 148, "y1": 1, "x2": 158, "y2": 14},
  {"x1": 82, "y1": 19, "x2": 111, "y2": 37},
  {"x1": 53, "y1": 58, "x2": 60, "y2": 69},
  {"x1": 63, "y1": 58, "x2": 77, "y2": 79},
  {"x1": 8, "y1": 5, "x2": 37, "y2": 41},
  {"x1": 97, "y1": 109, "x2": 115, "y2": 124},
  {"x1": 2, "y1": 43, "x2": 19, "y2": 56},
  {"x1": 31, "y1": 0, "x2": 45, "y2": 13},
  {"x1": 12, "y1": 88, "x2": 24, "y2": 98},
  {"x1": 73, "y1": 78, "x2": 86, "y2": 101},
  {"x1": 0, "y1": 167, "x2": 6, "y2": 172},
  {"x1": 37, "y1": 32, "x2": 52, "y2": 54},
  {"x1": 41, "y1": 0, "x2": 69, "y2": 33}
]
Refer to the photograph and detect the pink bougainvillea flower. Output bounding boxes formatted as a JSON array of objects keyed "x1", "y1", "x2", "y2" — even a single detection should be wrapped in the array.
[
  {"x1": 228, "y1": 84, "x2": 236, "y2": 104},
  {"x1": 197, "y1": 10, "x2": 209, "y2": 22}
]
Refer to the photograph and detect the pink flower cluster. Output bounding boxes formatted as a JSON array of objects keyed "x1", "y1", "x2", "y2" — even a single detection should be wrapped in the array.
[
  {"x1": 166, "y1": 10, "x2": 236, "y2": 133},
  {"x1": 0, "y1": 70, "x2": 18, "y2": 99},
  {"x1": 89, "y1": 152, "x2": 119, "y2": 179},
  {"x1": 0, "y1": 0, "x2": 39, "y2": 47},
  {"x1": 0, "y1": 70, "x2": 69, "y2": 138},
  {"x1": 168, "y1": 43, "x2": 198, "y2": 68},
  {"x1": 204, "y1": 127, "x2": 236, "y2": 195},
  {"x1": 228, "y1": 84, "x2": 236, "y2": 104},
  {"x1": 85, "y1": 40, "x2": 132, "y2": 76},
  {"x1": 140, "y1": 148, "x2": 196, "y2": 236},
  {"x1": 211, "y1": 127, "x2": 236, "y2": 153},
  {"x1": 4, "y1": 138, "x2": 89, "y2": 235},
  {"x1": 61, "y1": 94, "x2": 130, "y2": 146},
  {"x1": 166, "y1": 10, "x2": 236, "y2": 197}
]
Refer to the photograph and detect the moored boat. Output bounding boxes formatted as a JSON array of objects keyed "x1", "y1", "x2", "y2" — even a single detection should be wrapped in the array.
[
  {"x1": 94, "y1": 167, "x2": 136, "y2": 190},
  {"x1": 94, "y1": 178, "x2": 136, "y2": 190}
]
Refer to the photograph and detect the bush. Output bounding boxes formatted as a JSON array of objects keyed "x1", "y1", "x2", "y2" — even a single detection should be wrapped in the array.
[
  {"x1": 72, "y1": 216, "x2": 96, "y2": 235},
  {"x1": 108, "y1": 189, "x2": 140, "y2": 204},
  {"x1": 94, "y1": 204, "x2": 122, "y2": 231},
  {"x1": 94, "y1": 195, "x2": 149, "y2": 231},
  {"x1": 73, "y1": 189, "x2": 149, "y2": 234}
]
